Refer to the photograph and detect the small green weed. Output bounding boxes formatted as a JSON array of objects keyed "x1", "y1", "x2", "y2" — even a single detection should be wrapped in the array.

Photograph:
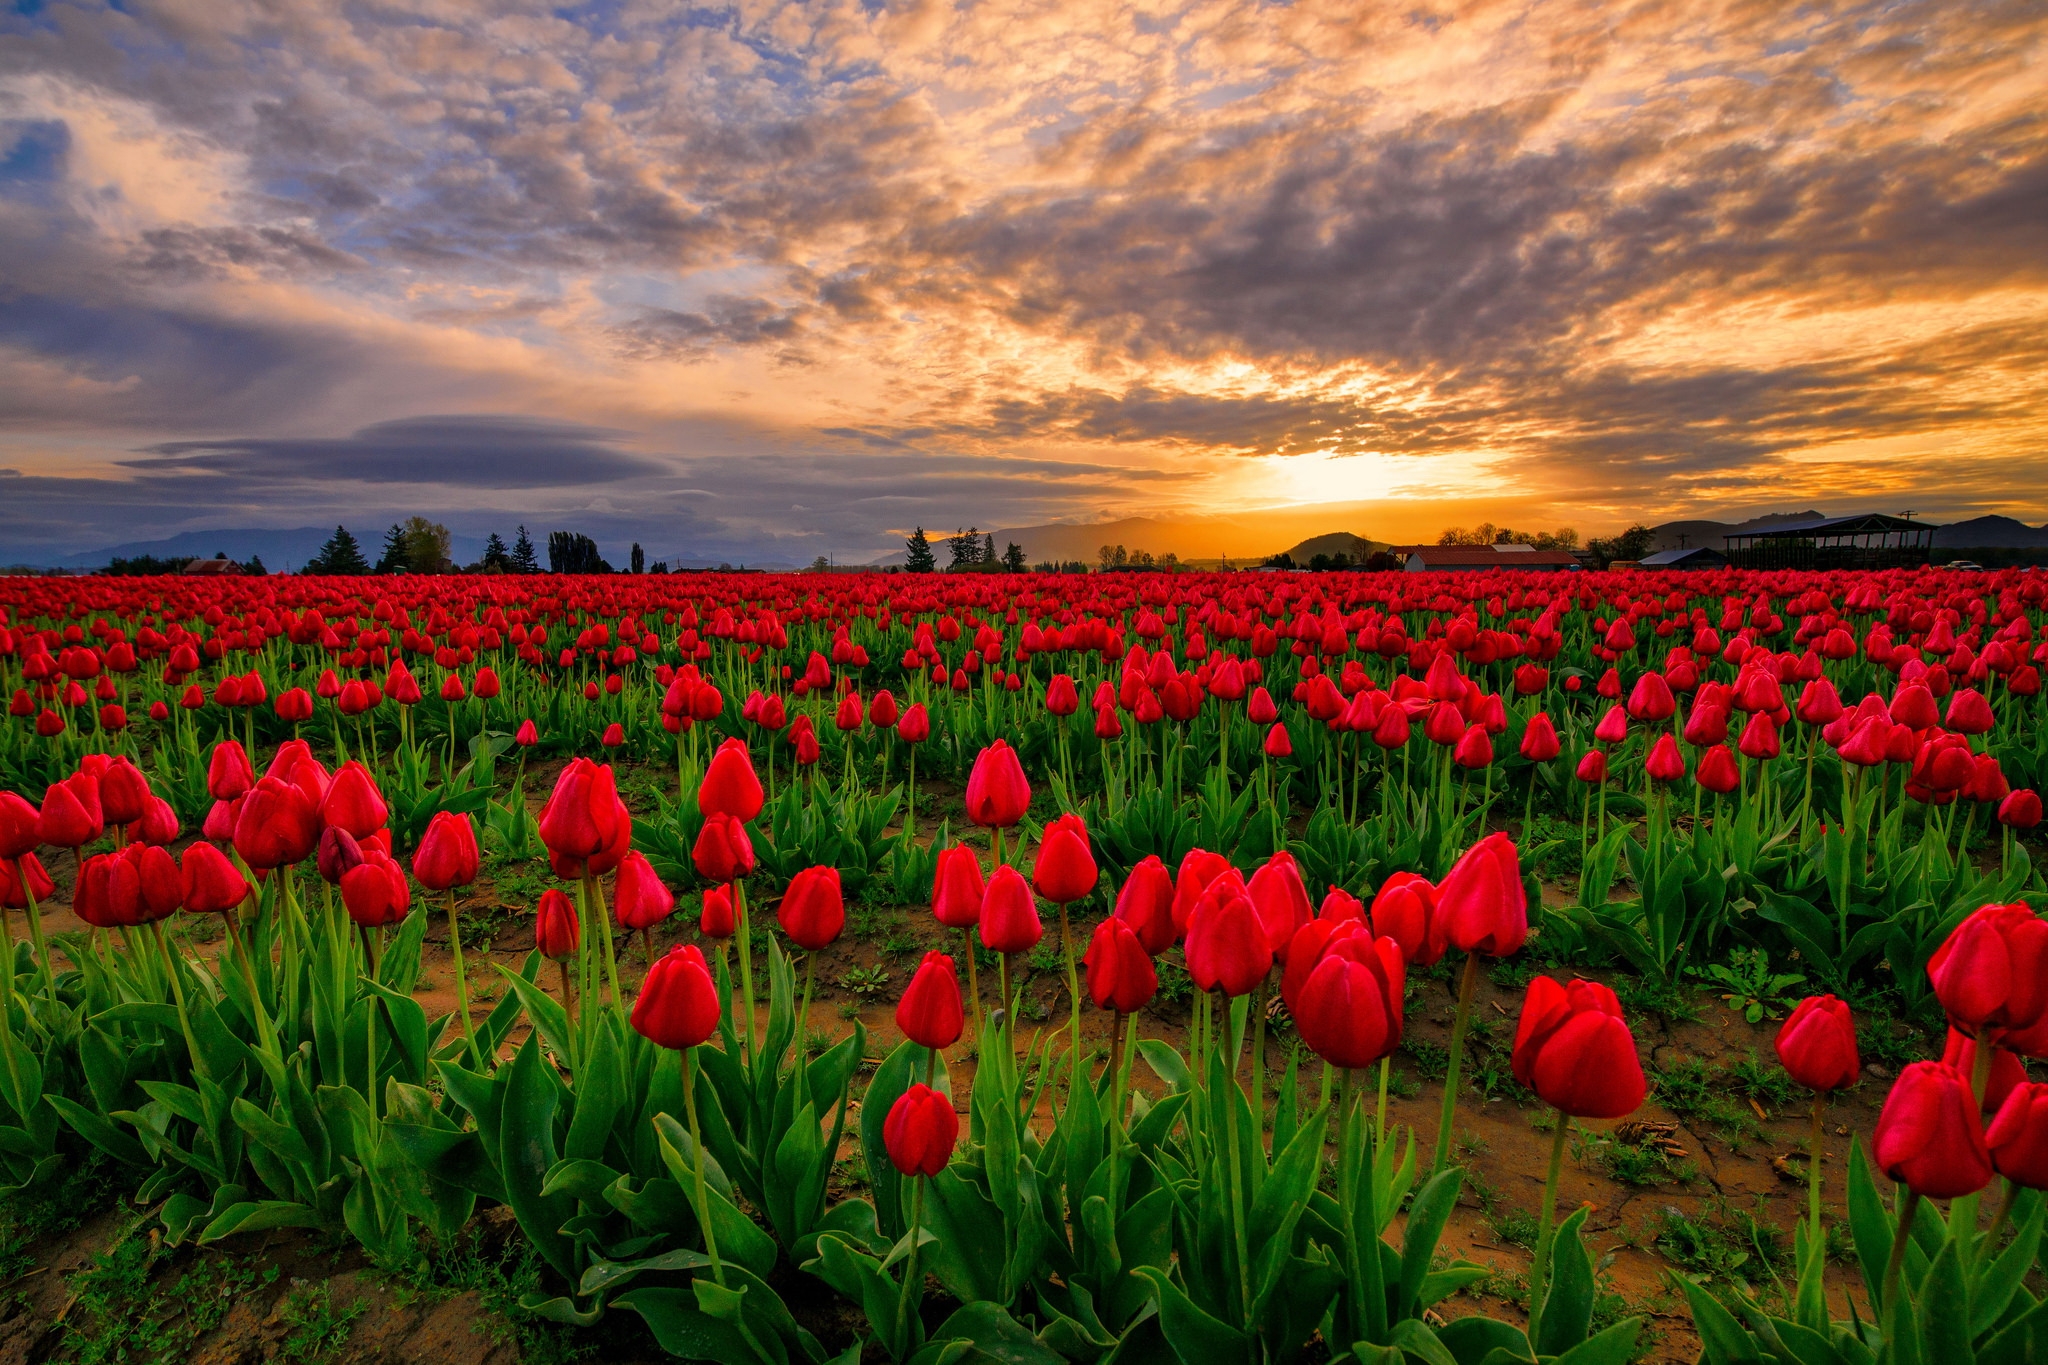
[
  {"x1": 276, "y1": 1281, "x2": 368, "y2": 1363},
  {"x1": 1701, "y1": 947, "x2": 1806, "y2": 1024},
  {"x1": 835, "y1": 964, "x2": 892, "y2": 999}
]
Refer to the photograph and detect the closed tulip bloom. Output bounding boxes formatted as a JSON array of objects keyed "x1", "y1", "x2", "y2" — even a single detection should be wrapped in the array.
[
  {"x1": 979, "y1": 864, "x2": 1043, "y2": 954},
  {"x1": 1999, "y1": 790, "x2": 2043, "y2": 830},
  {"x1": 1113, "y1": 855, "x2": 1176, "y2": 954},
  {"x1": 1890, "y1": 683, "x2": 1941, "y2": 731},
  {"x1": 1927, "y1": 903, "x2": 2048, "y2": 1039},
  {"x1": 1626, "y1": 672, "x2": 1676, "y2": 722},
  {"x1": 1085, "y1": 917, "x2": 1158, "y2": 1013},
  {"x1": 1247, "y1": 850, "x2": 1314, "y2": 957},
  {"x1": 1369, "y1": 871, "x2": 1444, "y2": 966},
  {"x1": 321, "y1": 761, "x2": 388, "y2": 839},
  {"x1": 180, "y1": 842, "x2": 250, "y2": 915},
  {"x1": 1436, "y1": 832, "x2": 1528, "y2": 957},
  {"x1": 1263, "y1": 722, "x2": 1293, "y2": 758},
  {"x1": 341, "y1": 851, "x2": 412, "y2": 928},
  {"x1": 73, "y1": 855, "x2": 120, "y2": 928},
  {"x1": 692, "y1": 811, "x2": 756, "y2": 884},
  {"x1": 1942, "y1": 1028, "x2": 2028, "y2": 1114},
  {"x1": 897, "y1": 703, "x2": 931, "y2": 743},
  {"x1": 414, "y1": 811, "x2": 480, "y2": 891},
  {"x1": 1987, "y1": 1083, "x2": 2048, "y2": 1190},
  {"x1": 1695, "y1": 744, "x2": 1741, "y2": 795},
  {"x1": 97, "y1": 758, "x2": 152, "y2": 826},
  {"x1": 1172, "y1": 848, "x2": 1234, "y2": 934},
  {"x1": 700, "y1": 883, "x2": 735, "y2": 939},
  {"x1": 1185, "y1": 873, "x2": 1271, "y2": 997},
  {"x1": 0, "y1": 792, "x2": 39, "y2": 860},
  {"x1": 1576, "y1": 749, "x2": 1608, "y2": 783},
  {"x1": 233, "y1": 776, "x2": 320, "y2": 870},
  {"x1": 631, "y1": 944, "x2": 723, "y2": 1050},
  {"x1": 1520, "y1": 712, "x2": 1561, "y2": 762},
  {"x1": 1593, "y1": 705, "x2": 1628, "y2": 745},
  {"x1": 0, "y1": 855, "x2": 55, "y2": 911},
  {"x1": 1875, "y1": 1062, "x2": 1993, "y2": 1199},
  {"x1": 1295, "y1": 931, "x2": 1406, "y2": 1070},
  {"x1": 897, "y1": 951, "x2": 964, "y2": 1049},
  {"x1": 1452, "y1": 724, "x2": 1493, "y2": 769},
  {"x1": 778, "y1": 865, "x2": 845, "y2": 950},
  {"x1": 699, "y1": 738, "x2": 764, "y2": 823},
  {"x1": 35, "y1": 779, "x2": 101, "y2": 849},
  {"x1": 931, "y1": 845, "x2": 986, "y2": 929},
  {"x1": 965, "y1": 740, "x2": 1031, "y2": 828},
  {"x1": 207, "y1": 740, "x2": 256, "y2": 801},
  {"x1": 1645, "y1": 733, "x2": 1687, "y2": 783},
  {"x1": 1775, "y1": 995, "x2": 1859, "y2": 1091},
  {"x1": 536, "y1": 888, "x2": 580, "y2": 958},
  {"x1": 317, "y1": 826, "x2": 364, "y2": 886},
  {"x1": 129, "y1": 797, "x2": 181, "y2": 847},
  {"x1": 1032, "y1": 813, "x2": 1097, "y2": 904},
  {"x1": 614, "y1": 851, "x2": 676, "y2": 932},
  {"x1": 1512, "y1": 977, "x2": 1647, "y2": 1119},
  {"x1": 884, "y1": 1084, "x2": 958, "y2": 1177},
  {"x1": 1045, "y1": 674, "x2": 1080, "y2": 717},
  {"x1": 540, "y1": 759, "x2": 630, "y2": 875},
  {"x1": 515, "y1": 719, "x2": 539, "y2": 746}
]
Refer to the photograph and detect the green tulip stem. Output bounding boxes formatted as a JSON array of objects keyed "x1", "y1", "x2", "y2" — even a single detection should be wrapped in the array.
[
  {"x1": 586, "y1": 871, "x2": 622, "y2": 1010},
  {"x1": 151, "y1": 922, "x2": 208, "y2": 1084},
  {"x1": 1433, "y1": 951, "x2": 1482, "y2": 1172},
  {"x1": 1217, "y1": 989, "x2": 1255, "y2": 1344},
  {"x1": 1882, "y1": 1188, "x2": 1921, "y2": 1310},
  {"x1": 1808, "y1": 1095, "x2": 1825, "y2": 1251},
  {"x1": 735, "y1": 880, "x2": 758, "y2": 1066},
  {"x1": 1060, "y1": 904, "x2": 1082, "y2": 1082},
  {"x1": 896, "y1": 1173, "x2": 926, "y2": 1348},
  {"x1": 682, "y1": 1046, "x2": 727, "y2": 1288},
  {"x1": 1376, "y1": 1054, "x2": 1391, "y2": 1142},
  {"x1": 1529, "y1": 1111, "x2": 1570, "y2": 1333},
  {"x1": 17, "y1": 879, "x2": 53, "y2": 1005},
  {"x1": 446, "y1": 888, "x2": 482, "y2": 1069},
  {"x1": 1982, "y1": 1179, "x2": 2016, "y2": 1265},
  {"x1": 961, "y1": 927, "x2": 982, "y2": 1041}
]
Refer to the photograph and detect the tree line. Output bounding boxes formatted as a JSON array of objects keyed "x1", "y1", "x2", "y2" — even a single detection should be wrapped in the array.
[{"x1": 296, "y1": 524, "x2": 673, "y2": 576}]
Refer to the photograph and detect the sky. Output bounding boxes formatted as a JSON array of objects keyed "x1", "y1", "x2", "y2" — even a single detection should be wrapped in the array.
[{"x1": 1, "y1": 0, "x2": 2044, "y2": 566}]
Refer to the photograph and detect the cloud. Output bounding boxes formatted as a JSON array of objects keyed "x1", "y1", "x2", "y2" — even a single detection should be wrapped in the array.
[
  {"x1": 129, "y1": 415, "x2": 662, "y2": 488},
  {"x1": 0, "y1": 0, "x2": 2042, "y2": 558}
]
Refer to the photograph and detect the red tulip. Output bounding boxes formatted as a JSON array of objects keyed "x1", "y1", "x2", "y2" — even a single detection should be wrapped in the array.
[
  {"x1": 1247, "y1": 850, "x2": 1313, "y2": 957},
  {"x1": 128, "y1": 797, "x2": 180, "y2": 848},
  {"x1": 883, "y1": 1084, "x2": 957, "y2": 1177},
  {"x1": 1874, "y1": 1061, "x2": 1993, "y2": 1199},
  {"x1": 1436, "y1": 832, "x2": 1528, "y2": 957},
  {"x1": 1113, "y1": 855, "x2": 1176, "y2": 955},
  {"x1": 699, "y1": 738, "x2": 764, "y2": 823},
  {"x1": 180, "y1": 842, "x2": 250, "y2": 915},
  {"x1": 1172, "y1": 848, "x2": 1233, "y2": 934},
  {"x1": 692, "y1": 811, "x2": 756, "y2": 884},
  {"x1": 1645, "y1": 733, "x2": 1686, "y2": 783},
  {"x1": 35, "y1": 778, "x2": 101, "y2": 849},
  {"x1": 1986, "y1": 1083, "x2": 2048, "y2": 1190},
  {"x1": 931, "y1": 846, "x2": 986, "y2": 929},
  {"x1": 540, "y1": 759, "x2": 631, "y2": 877},
  {"x1": 413, "y1": 811, "x2": 480, "y2": 891},
  {"x1": 1512, "y1": 976, "x2": 1646, "y2": 1118},
  {"x1": 97, "y1": 757, "x2": 152, "y2": 826},
  {"x1": 1184, "y1": 872, "x2": 1270, "y2": 997},
  {"x1": 1695, "y1": 744, "x2": 1740, "y2": 795},
  {"x1": 0, "y1": 792, "x2": 38, "y2": 860},
  {"x1": 1575, "y1": 750, "x2": 1608, "y2": 783},
  {"x1": 631, "y1": 944, "x2": 722, "y2": 1050},
  {"x1": 317, "y1": 826, "x2": 364, "y2": 885},
  {"x1": 1927, "y1": 903, "x2": 2048, "y2": 1040},
  {"x1": 1998, "y1": 790, "x2": 2042, "y2": 830},
  {"x1": 1775, "y1": 995, "x2": 1858, "y2": 1091},
  {"x1": 1085, "y1": 917, "x2": 1157, "y2": 1012},
  {"x1": 1369, "y1": 871, "x2": 1443, "y2": 966},
  {"x1": 207, "y1": 740, "x2": 255, "y2": 801},
  {"x1": 341, "y1": 850, "x2": 411, "y2": 928},
  {"x1": 979, "y1": 865, "x2": 1043, "y2": 954},
  {"x1": 321, "y1": 761, "x2": 388, "y2": 839},
  {"x1": 1294, "y1": 928, "x2": 1405, "y2": 1069},
  {"x1": 515, "y1": 719, "x2": 539, "y2": 746},
  {"x1": 614, "y1": 851, "x2": 676, "y2": 931},
  {"x1": 1031, "y1": 813, "x2": 1097, "y2": 904},
  {"x1": 897, "y1": 951, "x2": 964, "y2": 1049},
  {"x1": 778, "y1": 865, "x2": 844, "y2": 950},
  {"x1": 965, "y1": 741, "x2": 1030, "y2": 828},
  {"x1": 700, "y1": 884, "x2": 735, "y2": 939},
  {"x1": 0, "y1": 855, "x2": 55, "y2": 911},
  {"x1": 232, "y1": 776, "x2": 319, "y2": 870},
  {"x1": 1520, "y1": 713, "x2": 1560, "y2": 762},
  {"x1": 535, "y1": 888, "x2": 579, "y2": 958},
  {"x1": 1942, "y1": 1027, "x2": 2028, "y2": 1114},
  {"x1": 897, "y1": 703, "x2": 930, "y2": 744}
]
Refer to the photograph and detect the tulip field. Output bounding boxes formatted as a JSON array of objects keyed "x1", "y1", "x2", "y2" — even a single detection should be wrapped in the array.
[{"x1": 2, "y1": 565, "x2": 2047, "y2": 1365}]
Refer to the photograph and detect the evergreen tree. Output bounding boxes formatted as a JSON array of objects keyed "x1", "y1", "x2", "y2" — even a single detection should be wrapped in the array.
[
  {"x1": 481, "y1": 532, "x2": 511, "y2": 572},
  {"x1": 1001, "y1": 541, "x2": 1027, "y2": 572},
  {"x1": 630, "y1": 542, "x2": 646, "y2": 574},
  {"x1": 904, "y1": 527, "x2": 937, "y2": 573},
  {"x1": 375, "y1": 523, "x2": 409, "y2": 574},
  {"x1": 511, "y1": 525, "x2": 539, "y2": 574},
  {"x1": 243, "y1": 554, "x2": 268, "y2": 576},
  {"x1": 982, "y1": 532, "x2": 996, "y2": 563},
  {"x1": 948, "y1": 527, "x2": 980, "y2": 569},
  {"x1": 549, "y1": 531, "x2": 612, "y2": 574},
  {"x1": 305, "y1": 525, "x2": 370, "y2": 575}
]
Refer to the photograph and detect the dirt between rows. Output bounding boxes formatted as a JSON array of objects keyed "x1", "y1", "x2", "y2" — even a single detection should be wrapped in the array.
[{"x1": 1, "y1": 765, "x2": 2003, "y2": 1363}]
